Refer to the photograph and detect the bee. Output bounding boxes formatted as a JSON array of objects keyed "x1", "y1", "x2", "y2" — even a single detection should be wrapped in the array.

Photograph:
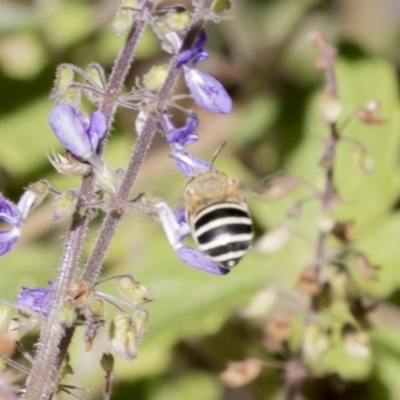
[{"x1": 183, "y1": 170, "x2": 254, "y2": 269}]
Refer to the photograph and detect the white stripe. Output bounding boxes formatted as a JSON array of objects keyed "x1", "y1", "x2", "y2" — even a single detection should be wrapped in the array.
[
  {"x1": 193, "y1": 202, "x2": 249, "y2": 223},
  {"x1": 194, "y1": 216, "x2": 252, "y2": 237},
  {"x1": 198, "y1": 233, "x2": 253, "y2": 251},
  {"x1": 210, "y1": 249, "x2": 248, "y2": 263}
]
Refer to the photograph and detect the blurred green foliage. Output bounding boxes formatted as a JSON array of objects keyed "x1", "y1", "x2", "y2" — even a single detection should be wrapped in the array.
[{"x1": 2, "y1": 0, "x2": 400, "y2": 399}]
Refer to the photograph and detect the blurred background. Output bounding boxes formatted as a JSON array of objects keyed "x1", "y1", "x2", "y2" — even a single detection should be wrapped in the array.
[{"x1": 2, "y1": 0, "x2": 400, "y2": 399}]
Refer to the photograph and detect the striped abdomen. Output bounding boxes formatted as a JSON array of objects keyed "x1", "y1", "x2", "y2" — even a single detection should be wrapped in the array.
[{"x1": 190, "y1": 202, "x2": 253, "y2": 269}]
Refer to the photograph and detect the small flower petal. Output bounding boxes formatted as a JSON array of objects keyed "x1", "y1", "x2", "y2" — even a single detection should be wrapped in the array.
[
  {"x1": 172, "y1": 150, "x2": 210, "y2": 177},
  {"x1": 0, "y1": 194, "x2": 22, "y2": 227},
  {"x1": 0, "y1": 230, "x2": 20, "y2": 256},
  {"x1": 165, "y1": 112, "x2": 199, "y2": 147},
  {"x1": 176, "y1": 245, "x2": 229, "y2": 275},
  {"x1": 16, "y1": 286, "x2": 52, "y2": 316},
  {"x1": 183, "y1": 67, "x2": 232, "y2": 114},
  {"x1": 177, "y1": 30, "x2": 208, "y2": 67},
  {"x1": 87, "y1": 110, "x2": 107, "y2": 151},
  {"x1": 0, "y1": 194, "x2": 23, "y2": 256},
  {"x1": 49, "y1": 104, "x2": 106, "y2": 160}
]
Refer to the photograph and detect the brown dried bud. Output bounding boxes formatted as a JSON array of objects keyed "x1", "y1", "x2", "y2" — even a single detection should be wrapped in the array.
[
  {"x1": 296, "y1": 267, "x2": 320, "y2": 296},
  {"x1": 68, "y1": 281, "x2": 92, "y2": 309},
  {"x1": 264, "y1": 314, "x2": 292, "y2": 343},
  {"x1": 221, "y1": 358, "x2": 262, "y2": 388},
  {"x1": 354, "y1": 253, "x2": 377, "y2": 280},
  {"x1": 355, "y1": 100, "x2": 384, "y2": 124},
  {"x1": 332, "y1": 220, "x2": 354, "y2": 244}
]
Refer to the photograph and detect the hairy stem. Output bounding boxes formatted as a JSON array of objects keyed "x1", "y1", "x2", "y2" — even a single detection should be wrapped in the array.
[
  {"x1": 284, "y1": 36, "x2": 340, "y2": 400},
  {"x1": 23, "y1": 3, "x2": 153, "y2": 398}
]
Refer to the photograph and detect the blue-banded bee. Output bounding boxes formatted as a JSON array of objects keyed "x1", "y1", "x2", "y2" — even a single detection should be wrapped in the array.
[{"x1": 183, "y1": 170, "x2": 254, "y2": 269}]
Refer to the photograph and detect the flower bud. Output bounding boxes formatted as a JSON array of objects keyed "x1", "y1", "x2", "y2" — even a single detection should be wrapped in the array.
[
  {"x1": 109, "y1": 314, "x2": 138, "y2": 361},
  {"x1": 212, "y1": 0, "x2": 232, "y2": 13},
  {"x1": 318, "y1": 211, "x2": 335, "y2": 233},
  {"x1": 51, "y1": 64, "x2": 74, "y2": 99},
  {"x1": 343, "y1": 326, "x2": 370, "y2": 359},
  {"x1": 134, "y1": 309, "x2": 149, "y2": 342},
  {"x1": 319, "y1": 91, "x2": 342, "y2": 124},
  {"x1": 52, "y1": 190, "x2": 79, "y2": 221},
  {"x1": 352, "y1": 147, "x2": 375, "y2": 174},
  {"x1": 241, "y1": 286, "x2": 277, "y2": 321},
  {"x1": 86, "y1": 63, "x2": 106, "y2": 89},
  {"x1": 101, "y1": 353, "x2": 115, "y2": 373},
  {"x1": 303, "y1": 324, "x2": 330, "y2": 362},
  {"x1": 59, "y1": 353, "x2": 73, "y2": 380},
  {"x1": 117, "y1": 276, "x2": 153, "y2": 306},
  {"x1": 26, "y1": 180, "x2": 50, "y2": 209},
  {"x1": 165, "y1": 10, "x2": 191, "y2": 32},
  {"x1": 87, "y1": 298, "x2": 106, "y2": 321},
  {"x1": 59, "y1": 299, "x2": 76, "y2": 327},
  {"x1": 109, "y1": 8, "x2": 134, "y2": 37},
  {"x1": 0, "y1": 303, "x2": 11, "y2": 329},
  {"x1": 58, "y1": 87, "x2": 81, "y2": 107},
  {"x1": 143, "y1": 65, "x2": 169, "y2": 92},
  {"x1": 254, "y1": 225, "x2": 290, "y2": 254}
]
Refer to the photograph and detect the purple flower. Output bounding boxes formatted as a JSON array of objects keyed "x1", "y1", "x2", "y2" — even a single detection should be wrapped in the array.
[
  {"x1": 176, "y1": 30, "x2": 208, "y2": 67},
  {"x1": 174, "y1": 30, "x2": 232, "y2": 114},
  {"x1": 161, "y1": 112, "x2": 211, "y2": 177},
  {"x1": 0, "y1": 190, "x2": 37, "y2": 256},
  {"x1": 49, "y1": 104, "x2": 107, "y2": 167},
  {"x1": 176, "y1": 246, "x2": 229, "y2": 275},
  {"x1": 182, "y1": 67, "x2": 233, "y2": 114},
  {"x1": 152, "y1": 200, "x2": 228, "y2": 275},
  {"x1": 16, "y1": 283, "x2": 53, "y2": 316}
]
